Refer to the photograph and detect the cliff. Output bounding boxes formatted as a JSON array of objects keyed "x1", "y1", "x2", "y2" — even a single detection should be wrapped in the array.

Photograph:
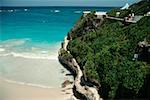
[
  {"x1": 59, "y1": 0, "x2": 150, "y2": 99},
  {"x1": 59, "y1": 36, "x2": 103, "y2": 100}
]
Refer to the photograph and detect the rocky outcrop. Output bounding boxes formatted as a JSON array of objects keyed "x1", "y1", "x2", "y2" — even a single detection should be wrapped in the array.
[
  {"x1": 72, "y1": 58, "x2": 101, "y2": 100},
  {"x1": 61, "y1": 80, "x2": 73, "y2": 88},
  {"x1": 59, "y1": 36, "x2": 103, "y2": 100}
]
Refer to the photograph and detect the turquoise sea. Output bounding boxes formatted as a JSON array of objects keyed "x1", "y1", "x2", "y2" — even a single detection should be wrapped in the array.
[{"x1": 0, "y1": 7, "x2": 113, "y2": 88}]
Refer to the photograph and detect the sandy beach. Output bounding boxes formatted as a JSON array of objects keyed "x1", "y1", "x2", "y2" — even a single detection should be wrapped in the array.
[
  {"x1": 0, "y1": 56, "x2": 74, "y2": 100},
  {"x1": 0, "y1": 55, "x2": 73, "y2": 87},
  {"x1": 0, "y1": 79, "x2": 72, "y2": 100}
]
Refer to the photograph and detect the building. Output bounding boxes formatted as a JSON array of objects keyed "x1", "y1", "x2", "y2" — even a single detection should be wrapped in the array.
[
  {"x1": 83, "y1": 11, "x2": 91, "y2": 17},
  {"x1": 83, "y1": 11, "x2": 107, "y2": 18},
  {"x1": 95, "y1": 12, "x2": 107, "y2": 18}
]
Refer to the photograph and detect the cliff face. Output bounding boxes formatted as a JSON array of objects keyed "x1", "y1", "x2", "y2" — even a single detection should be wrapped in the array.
[
  {"x1": 61, "y1": 13, "x2": 104, "y2": 88},
  {"x1": 59, "y1": 1, "x2": 150, "y2": 99},
  {"x1": 59, "y1": 36, "x2": 103, "y2": 100}
]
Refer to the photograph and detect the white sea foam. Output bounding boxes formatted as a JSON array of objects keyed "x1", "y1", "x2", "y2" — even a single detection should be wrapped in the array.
[
  {"x1": 54, "y1": 10, "x2": 60, "y2": 13},
  {"x1": 0, "y1": 52, "x2": 58, "y2": 60},
  {"x1": 50, "y1": 10, "x2": 60, "y2": 13},
  {"x1": 74, "y1": 11, "x2": 82, "y2": 14},
  {"x1": 24, "y1": 9, "x2": 28, "y2": 12},
  {"x1": 0, "y1": 39, "x2": 60, "y2": 60},
  {"x1": 0, "y1": 48, "x2": 5, "y2": 52},
  {"x1": 8, "y1": 9, "x2": 14, "y2": 12},
  {"x1": 0, "y1": 38, "x2": 30, "y2": 47},
  {"x1": 0, "y1": 77, "x2": 53, "y2": 89}
]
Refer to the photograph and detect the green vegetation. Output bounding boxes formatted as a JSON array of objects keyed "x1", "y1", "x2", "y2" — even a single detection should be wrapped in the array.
[
  {"x1": 59, "y1": 49, "x2": 73, "y2": 60},
  {"x1": 107, "y1": 8, "x2": 131, "y2": 17},
  {"x1": 129, "y1": 0, "x2": 150, "y2": 15},
  {"x1": 66, "y1": 0, "x2": 150, "y2": 99}
]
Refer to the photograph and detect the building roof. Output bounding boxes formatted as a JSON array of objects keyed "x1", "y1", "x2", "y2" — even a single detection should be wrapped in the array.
[
  {"x1": 83, "y1": 11, "x2": 107, "y2": 16},
  {"x1": 95, "y1": 12, "x2": 107, "y2": 15},
  {"x1": 83, "y1": 11, "x2": 91, "y2": 14}
]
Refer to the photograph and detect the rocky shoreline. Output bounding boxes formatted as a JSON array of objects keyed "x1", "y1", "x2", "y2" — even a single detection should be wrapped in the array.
[{"x1": 59, "y1": 36, "x2": 103, "y2": 100}]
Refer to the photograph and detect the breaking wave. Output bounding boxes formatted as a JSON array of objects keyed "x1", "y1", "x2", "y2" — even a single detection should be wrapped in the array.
[{"x1": 0, "y1": 38, "x2": 60, "y2": 60}]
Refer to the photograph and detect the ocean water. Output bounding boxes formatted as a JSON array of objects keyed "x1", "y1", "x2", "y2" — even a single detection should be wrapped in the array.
[{"x1": 0, "y1": 7, "x2": 113, "y2": 88}]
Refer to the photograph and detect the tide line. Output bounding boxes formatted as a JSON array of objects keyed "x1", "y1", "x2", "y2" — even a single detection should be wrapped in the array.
[{"x1": 0, "y1": 77, "x2": 54, "y2": 89}]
